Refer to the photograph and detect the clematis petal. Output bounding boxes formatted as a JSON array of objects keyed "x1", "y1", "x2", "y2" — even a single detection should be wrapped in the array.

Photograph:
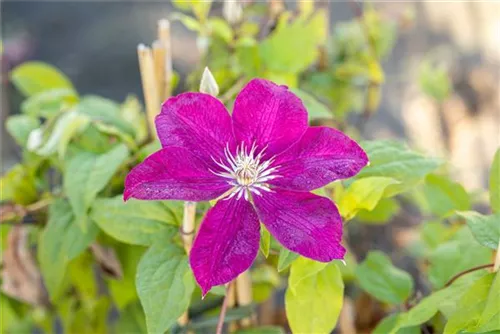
[
  {"x1": 271, "y1": 127, "x2": 368, "y2": 191},
  {"x1": 232, "y1": 79, "x2": 308, "y2": 157},
  {"x1": 190, "y1": 197, "x2": 260, "y2": 296},
  {"x1": 124, "y1": 147, "x2": 231, "y2": 202},
  {"x1": 156, "y1": 92, "x2": 235, "y2": 162},
  {"x1": 253, "y1": 190, "x2": 345, "y2": 262}
]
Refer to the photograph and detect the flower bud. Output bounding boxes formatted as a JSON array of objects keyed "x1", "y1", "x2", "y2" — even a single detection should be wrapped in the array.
[
  {"x1": 199, "y1": 67, "x2": 219, "y2": 97},
  {"x1": 223, "y1": 0, "x2": 243, "y2": 25}
]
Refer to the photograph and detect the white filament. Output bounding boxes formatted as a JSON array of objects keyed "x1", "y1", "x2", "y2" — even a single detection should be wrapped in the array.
[{"x1": 211, "y1": 143, "x2": 280, "y2": 201}]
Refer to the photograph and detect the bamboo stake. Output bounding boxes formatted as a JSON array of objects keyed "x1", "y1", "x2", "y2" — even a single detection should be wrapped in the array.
[
  {"x1": 152, "y1": 40, "x2": 166, "y2": 102},
  {"x1": 235, "y1": 271, "x2": 254, "y2": 328},
  {"x1": 158, "y1": 19, "x2": 173, "y2": 100},
  {"x1": 137, "y1": 44, "x2": 160, "y2": 138},
  {"x1": 181, "y1": 202, "x2": 197, "y2": 254},
  {"x1": 227, "y1": 282, "x2": 238, "y2": 332}
]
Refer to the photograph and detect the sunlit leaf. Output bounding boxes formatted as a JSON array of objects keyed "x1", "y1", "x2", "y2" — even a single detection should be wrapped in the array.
[
  {"x1": 285, "y1": 262, "x2": 343, "y2": 333},
  {"x1": 136, "y1": 240, "x2": 195, "y2": 334},
  {"x1": 288, "y1": 257, "x2": 327, "y2": 294},
  {"x1": 338, "y1": 176, "x2": 399, "y2": 220},
  {"x1": 355, "y1": 251, "x2": 413, "y2": 304},
  {"x1": 10, "y1": 61, "x2": 75, "y2": 97},
  {"x1": 260, "y1": 10, "x2": 326, "y2": 74},
  {"x1": 0, "y1": 164, "x2": 37, "y2": 205}
]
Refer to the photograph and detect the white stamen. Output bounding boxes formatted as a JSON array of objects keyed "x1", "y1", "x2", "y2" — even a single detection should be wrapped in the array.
[{"x1": 211, "y1": 142, "x2": 279, "y2": 201}]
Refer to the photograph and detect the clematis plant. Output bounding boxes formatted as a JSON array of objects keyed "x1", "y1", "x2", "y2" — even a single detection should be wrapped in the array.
[{"x1": 124, "y1": 78, "x2": 368, "y2": 295}]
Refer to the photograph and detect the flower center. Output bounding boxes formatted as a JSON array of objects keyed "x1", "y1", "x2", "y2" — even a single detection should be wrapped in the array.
[{"x1": 211, "y1": 143, "x2": 279, "y2": 201}]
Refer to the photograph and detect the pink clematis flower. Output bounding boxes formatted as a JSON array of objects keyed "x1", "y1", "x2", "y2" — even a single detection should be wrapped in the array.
[{"x1": 124, "y1": 79, "x2": 368, "y2": 295}]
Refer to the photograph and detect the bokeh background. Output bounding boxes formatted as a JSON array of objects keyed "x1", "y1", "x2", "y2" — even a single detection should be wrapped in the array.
[
  {"x1": 2, "y1": 1, "x2": 499, "y2": 187},
  {"x1": 1, "y1": 1, "x2": 499, "y2": 331}
]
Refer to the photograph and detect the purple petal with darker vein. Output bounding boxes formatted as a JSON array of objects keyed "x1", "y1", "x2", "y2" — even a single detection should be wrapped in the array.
[
  {"x1": 253, "y1": 190, "x2": 345, "y2": 262},
  {"x1": 232, "y1": 79, "x2": 308, "y2": 157},
  {"x1": 124, "y1": 147, "x2": 231, "y2": 202},
  {"x1": 190, "y1": 197, "x2": 260, "y2": 296},
  {"x1": 271, "y1": 126, "x2": 368, "y2": 191},
  {"x1": 156, "y1": 92, "x2": 235, "y2": 163}
]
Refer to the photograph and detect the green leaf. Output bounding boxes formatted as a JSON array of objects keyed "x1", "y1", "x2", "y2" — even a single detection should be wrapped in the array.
[
  {"x1": 21, "y1": 88, "x2": 79, "y2": 119},
  {"x1": 64, "y1": 144, "x2": 129, "y2": 230},
  {"x1": 428, "y1": 227, "x2": 491, "y2": 289},
  {"x1": 477, "y1": 271, "x2": 500, "y2": 332},
  {"x1": 260, "y1": 11, "x2": 326, "y2": 74},
  {"x1": 357, "y1": 198, "x2": 400, "y2": 224},
  {"x1": 91, "y1": 196, "x2": 179, "y2": 246},
  {"x1": 171, "y1": 13, "x2": 202, "y2": 31},
  {"x1": 38, "y1": 199, "x2": 98, "y2": 301},
  {"x1": 458, "y1": 211, "x2": 500, "y2": 250},
  {"x1": 277, "y1": 248, "x2": 299, "y2": 272},
  {"x1": 235, "y1": 326, "x2": 285, "y2": 334},
  {"x1": 113, "y1": 303, "x2": 147, "y2": 334},
  {"x1": 10, "y1": 61, "x2": 75, "y2": 97},
  {"x1": 260, "y1": 225, "x2": 271, "y2": 258},
  {"x1": 355, "y1": 140, "x2": 442, "y2": 196},
  {"x1": 208, "y1": 18, "x2": 233, "y2": 43},
  {"x1": 490, "y1": 149, "x2": 500, "y2": 213},
  {"x1": 0, "y1": 295, "x2": 20, "y2": 333},
  {"x1": 6, "y1": 115, "x2": 41, "y2": 147},
  {"x1": 136, "y1": 240, "x2": 195, "y2": 334},
  {"x1": 114, "y1": 301, "x2": 147, "y2": 334},
  {"x1": 285, "y1": 262, "x2": 343, "y2": 334},
  {"x1": 108, "y1": 244, "x2": 145, "y2": 309},
  {"x1": 78, "y1": 95, "x2": 136, "y2": 137},
  {"x1": 236, "y1": 44, "x2": 261, "y2": 78},
  {"x1": 121, "y1": 95, "x2": 148, "y2": 144},
  {"x1": 392, "y1": 271, "x2": 489, "y2": 333},
  {"x1": 373, "y1": 314, "x2": 419, "y2": 334},
  {"x1": 35, "y1": 109, "x2": 90, "y2": 158},
  {"x1": 288, "y1": 256, "x2": 327, "y2": 294},
  {"x1": 414, "y1": 174, "x2": 471, "y2": 218},
  {"x1": 338, "y1": 176, "x2": 400, "y2": 220},
  {"x1": 355, "y1": 251, "x2": 413, "y2": 304},
  {"x1": 290, "y1": 88, "x2": 332, "y2": 121},
  {"x1": 444, "y1": 273, "x2": 496, "y2": 334},
  {"x1": 172, "y1": 0, "x2": 212, "y2": 20}
]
